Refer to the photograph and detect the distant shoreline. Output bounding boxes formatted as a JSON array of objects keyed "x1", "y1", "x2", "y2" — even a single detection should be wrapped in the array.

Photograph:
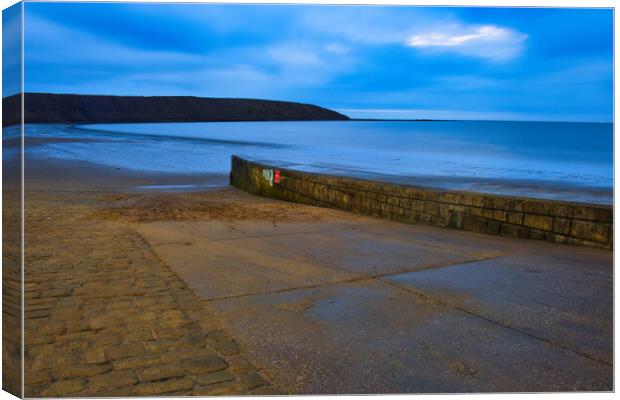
[
  {"x1": 3, "y1": 93, "x2": 611, "y2": 126},
  {"x1": 2, "y1": 93, "x2": 349, "y2": 127},
  {"x1": 350, "y1": 118, "x2": 451, "y2": 122}
]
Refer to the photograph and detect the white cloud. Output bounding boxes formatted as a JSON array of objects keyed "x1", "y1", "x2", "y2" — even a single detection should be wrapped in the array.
[
  {"x1": 325, "y1": 43, "x2": 349, "y2": 54},
  {"x1": 299, "y1": 8, "x2": 527, "y2": 62},
  {"x1": 268, "y1": 45, "x2": 322, "y2": 66},
  {"x1": 408, "y1": 25, "x2": 508, "y2": 47},
  {"x1": 406, "y1": 24, "x2": 527, "y2": 61},
  {"x1": 301, "y1": 7, "x2": 430, "y2": 45}
]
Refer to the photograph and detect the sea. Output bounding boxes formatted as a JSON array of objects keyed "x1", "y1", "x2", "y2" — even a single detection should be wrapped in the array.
[{"x1": 6, "y1": 120, "x2": 613, "y2": 204}]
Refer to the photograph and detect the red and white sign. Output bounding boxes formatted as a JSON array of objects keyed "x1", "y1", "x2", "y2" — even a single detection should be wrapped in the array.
[{"x1": 274, "y1": 169, "x2": 281, "y2": 184}]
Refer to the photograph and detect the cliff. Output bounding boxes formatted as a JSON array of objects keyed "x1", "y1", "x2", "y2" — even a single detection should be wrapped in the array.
[{"x1": 2, "y1": 93, "x2": 349, "y2": 126}]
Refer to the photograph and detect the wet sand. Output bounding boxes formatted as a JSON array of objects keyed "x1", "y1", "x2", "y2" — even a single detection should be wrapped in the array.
[
  {"x1": 8, "y1": 152, "x2": 614, "y2": 395},
  {"x1": 21, "y1": 156, "x2": 229, "y2": 192},
  {"x1": 15, "y1": 123, "x2": 613, "y2": 205}
]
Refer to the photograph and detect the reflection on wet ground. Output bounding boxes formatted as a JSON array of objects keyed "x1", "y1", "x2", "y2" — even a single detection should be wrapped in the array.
[{"x1": 134, "y1": 184, "x2": 227, "y2": 192}]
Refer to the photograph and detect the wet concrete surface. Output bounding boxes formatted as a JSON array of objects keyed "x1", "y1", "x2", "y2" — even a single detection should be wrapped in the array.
[
  {"x1": 385, "y1": 255, "x2": 613, "y2": 365},
  {"x1": 137, "y1": 206, "x2": 613, "y2": 393}
]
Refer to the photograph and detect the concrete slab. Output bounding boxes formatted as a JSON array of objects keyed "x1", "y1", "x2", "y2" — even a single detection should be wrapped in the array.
[
  {"x1": 385, "y1": 254, "x2": 613, "y2": 364},
  {"x1": 140, "y1": 231, "x2": 359, "y2": 300},
  {"x1": 207, "y1": 279, "x2": 611, "y2": 393},
  {"x1": 139, "y1": 220, "x2": 486, "y2": 298},
  {"x1": 219, "y1": 228, "x2": 487, "y2": 277},
  {"x1": 137, "y1": 213, "x2": 613, "y2": 393},
  {"x1": 139, "y1": 220, "x2": 364, "y2": 244}
]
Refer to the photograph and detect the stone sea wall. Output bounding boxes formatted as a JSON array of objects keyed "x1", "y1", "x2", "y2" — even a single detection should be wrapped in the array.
[{"x1": 230, "y1": 156, "x2": 613, "y2": 249}]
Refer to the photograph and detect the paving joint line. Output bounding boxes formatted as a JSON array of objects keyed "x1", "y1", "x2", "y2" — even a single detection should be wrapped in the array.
[
  {"x1": 142, "y1": 221, "x2": 500, "y2": 260},
  {"x1": 356, "y1": 227, "x2": 500, "y2": 259},
  {"x1": 195, "y1": 255, "x2": 498, "y2": 303},
  {"x1": 148, "y1": 226, "x2": 369, "y2": 245},
  {"x1": 380, "y1": 279, "x2": 612, "y2": 368}
]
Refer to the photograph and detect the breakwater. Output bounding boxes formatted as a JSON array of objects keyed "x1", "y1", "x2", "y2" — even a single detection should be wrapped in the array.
[{"x1": 230, "y1": 156, "x2": 613, "y2": 249}]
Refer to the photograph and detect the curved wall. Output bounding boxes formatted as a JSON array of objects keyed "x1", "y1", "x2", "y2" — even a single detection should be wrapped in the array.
[{"x1": 230, "y1": 156, "x2": 613, "y2": 249}]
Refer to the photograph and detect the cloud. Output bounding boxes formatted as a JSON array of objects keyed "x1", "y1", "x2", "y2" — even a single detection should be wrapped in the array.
[
  {"x1": 300, "y1": 7, "x2": 435, "y2": 45},
  {"x1": 325, "y1": 43, "x2": 349, "y2": 54},
  {"x1": 406, "y1": 24, "x2": 527, "y2": 61},
  {"x1": 268, "y1": 45, "x2": 322, "y2": 66},
  {"x1": 24, "y1": 14, "x2": 354, "y2": 100},
  {"x1": 300, "y1": 8, "x2": 527, "y2": 62},
  {"x1": 21, "y1": 4, "x2": 611, "y2": 121}
]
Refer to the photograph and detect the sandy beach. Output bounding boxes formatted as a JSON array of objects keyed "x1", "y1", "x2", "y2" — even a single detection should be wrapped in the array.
[{"x1": 4, "y1": 148, "x2": 612, "y2": 395}]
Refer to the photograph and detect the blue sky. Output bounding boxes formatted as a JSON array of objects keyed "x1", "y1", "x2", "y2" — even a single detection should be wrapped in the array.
[
  {"x1": 6, "y1": 2, "x2": 615, "y2": 121},
  {"x1": 2, "y1": 2, "x2": 21, "y2": 97}
]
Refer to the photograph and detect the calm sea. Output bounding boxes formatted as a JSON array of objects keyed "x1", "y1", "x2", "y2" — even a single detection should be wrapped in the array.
[{"x1": 12, "y1": 120, "x2": 613, "y2": 203}]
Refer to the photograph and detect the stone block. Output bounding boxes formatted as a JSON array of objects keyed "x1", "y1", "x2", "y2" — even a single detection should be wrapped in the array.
[
  {"x1": 461, "y1": 193, "x2": 485, "y2": 207},
  {"x1": 462, "y1": 214, "x2": 487, "y2": 233},
  {"x1": 523, "y1": 214, "x2": 553, "y2": 231},
  {"x1": 500, "y1": 223, "x2": 530, "y2": 239},
  {"x1": 522, "y1": 200, "x2": 574, "y2": 217},
  {"x1": 134, "y1": 377, "x2": 194, "y2": 396},
  {"x1": 195, "y1": 370, "x2": 236, "y2": 386},
  {"x1": 481, "y1": 208, "x2": 507, "y2": 222},
  {"x1": 493, "y1": 197, "x2": 522, "y2": 212},
  {"x1": 40, "y1": 379, "x2": 86, "y2": 397},
  {"x1": 87, "y1": 370, "x2": 137, "y2": 392},
  {"x1": 507, "y1": 212, "x2": 524, "y2": 225},
  {"x1": 528, "y1": 229, "x2": 547, "y2": 241},
  {"x1": 572, "y1": 205, "x2": 613, "y2": 222},
  {"x1": 449, "y1": 211, "x2": 464, "y2": 229},
  {"x1": 521, "y1": 200, "x2": 550, "y2": 215},
  {"x1": 104, "y1": 342, "x2": 147, "y2": 360},
  {"x1": 182, "y1": 356, "x2": 228, "y2": 374},
  {"x1": 57, "y1": 363, "x2": 113, "y2": 379},
  {"x1": 240, "y1": 373, "x2": 270, "y2": 390},
  {"x1": 208, "y1": 339, "x2": 240, "y2": 356},
  {"x1": 137, "y1": 364, "x2": 186, "y2": 382},
  {"x1": 553, "y1": 217, "x2": 572, "y2": 235},
  {"x1": 113, "y1": 355, "x2": 161, "y2": 370},
  {"x1": 160, "y1": 348, "x2": 216, "y2": 364},
  {"x1": 566, "y1": 237, "x2": 601, "y2": 248},
  {"x1": 410, "y1": 200, "x2": 425, "y2": 212},
  {"x1": 423, "y1": 201, "x2": 440, "y2": 216},
  {"x1": 440, "y1": 192, "x2": 462, "y2": 205},
  {"x1": 570, "y1": 221, "x2": 609, "y2": 243},
  {"x1": 469, "y1": 207, "x2": 483, "y2": 217},
  {"x1": 342, "y1": 194, "x2": 352, "y2": 210},
  {"x1": 547, "y1": 233, "x2": 570, "y2": 245},
  {"x1": 486, "y1": 220, "x2": 501, "y2": 235}
]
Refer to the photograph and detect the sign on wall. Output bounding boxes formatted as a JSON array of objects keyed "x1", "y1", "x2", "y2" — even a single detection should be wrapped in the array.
[{"x1": 262, "y1": 168, "x2": 281, "y2": 186}]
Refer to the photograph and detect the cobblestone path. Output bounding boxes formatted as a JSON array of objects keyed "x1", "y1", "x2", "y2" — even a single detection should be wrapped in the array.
[{"x1": 22, "y1": 191, "x2": 279, "y2": 397}]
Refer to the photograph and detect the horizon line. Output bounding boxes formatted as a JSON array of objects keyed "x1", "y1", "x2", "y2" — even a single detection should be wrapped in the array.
[{"x1": 3, "y1": 91, "x2": 612, "y2": 124}]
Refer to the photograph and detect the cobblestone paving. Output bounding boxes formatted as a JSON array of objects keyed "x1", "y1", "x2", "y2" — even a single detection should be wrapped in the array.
[
  {"x1": 23, "y1": 191, "x2": 279, "y2": 397},
  {"x1": 3, "y1": 188, "x2": 22, "y2": 396}
]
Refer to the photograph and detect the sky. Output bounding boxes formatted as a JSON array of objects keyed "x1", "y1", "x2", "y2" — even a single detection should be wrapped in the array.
[
  {"x1": 3, "y1": 2, "x2": 614, "y2": 121},
  {"x1": 2, "y1": 2, "x2": 21, "y2": 98}
]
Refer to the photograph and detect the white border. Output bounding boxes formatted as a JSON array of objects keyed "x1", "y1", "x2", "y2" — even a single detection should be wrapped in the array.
[{"x1": 0, "y1": 1, "x2": 616, "y2": 400}]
